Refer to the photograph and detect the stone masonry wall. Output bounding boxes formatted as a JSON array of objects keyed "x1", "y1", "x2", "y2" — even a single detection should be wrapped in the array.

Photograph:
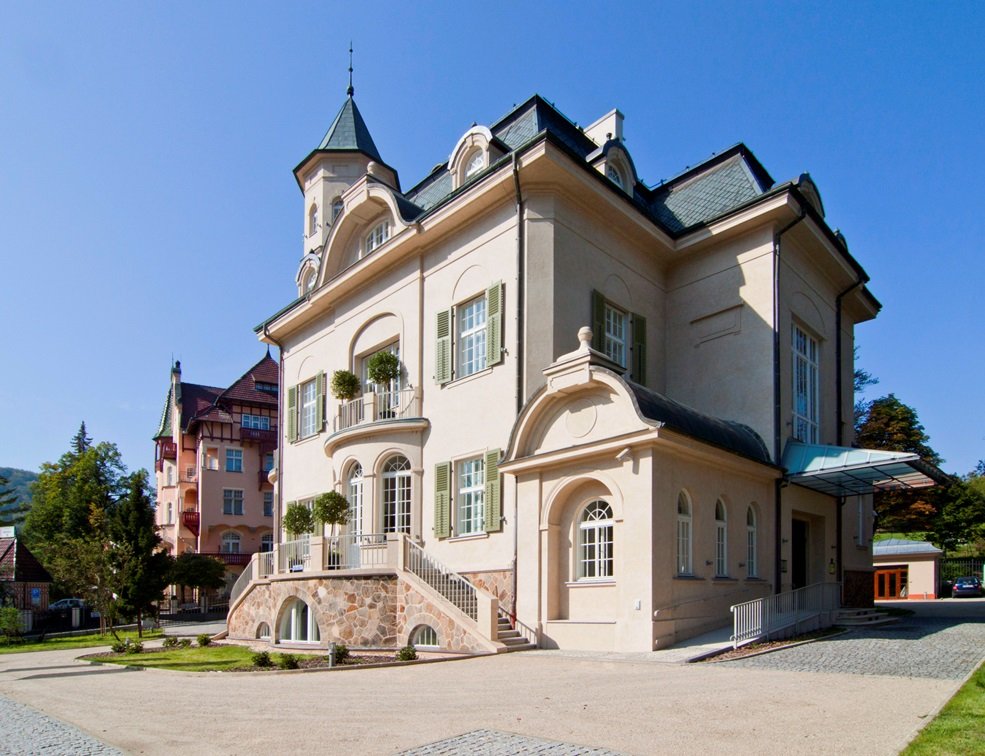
[
  {"x1": 396, "y1": 580, "x2": 490, "y2": 653},
  {"x1": 459, "y1": 569, "x2": 514, "y2": 613}
]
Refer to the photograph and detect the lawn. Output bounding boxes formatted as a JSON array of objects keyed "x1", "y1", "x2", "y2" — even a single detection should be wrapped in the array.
[
  {"x1": 92, "y1": 645, "x2": 259, "y2": 672},
  {"x1": 0, "y1": 629, "x2": 163, "y2": 655},
  {"x1": 903, "y1": 661, "x2": 985, "y2": 756}
]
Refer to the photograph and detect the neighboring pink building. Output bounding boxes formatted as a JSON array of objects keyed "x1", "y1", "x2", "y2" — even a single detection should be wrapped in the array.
[{"x1": 153, "y1": 354, "x2": 279, "y2": 589}]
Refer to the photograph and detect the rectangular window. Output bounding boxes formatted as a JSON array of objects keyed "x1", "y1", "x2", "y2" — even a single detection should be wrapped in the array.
[
  {"x1": 242, "y1": 414, "x2": 270, "y2": 430},
  {"x1": 263, "y1": 453, "x2": 274, "y2": 472},
  {"x1": 456, "y1": 457, "x2": 485, "y2": 536},
  {"x1": 603, "y1": 303, "x2": 627, "y2": 367},
  {"x1": 263, "y1": 492, "x2": 274, "y2": 517},
  {"x1": 260, "y1": 534, "x2": 274, "y2": 552},
  {"x1": 225, "y1": 448, "x2": 243, "y2": 473},
  {"x1": 792, "y1": 324, "x2": 819, "y2": 443},
  {"x1": 457, "y1": 295, "x2": 487, "y2": 378},
  {"x1": 205, "y1": 447, "x2": 219, "y2": 471},
  {"x1": 300, "y1": 378, "x2": 318, "y2": 438},
  {"x1": 223, "y1": 489, "x2": 244, "y2": 516}
]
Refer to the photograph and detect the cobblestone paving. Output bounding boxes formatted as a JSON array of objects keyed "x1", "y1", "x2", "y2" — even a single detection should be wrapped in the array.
[
  {"x1": 399, "y1": 728, "x2": 625, "y2": 755},
  {"x1": 0, "y1": 694, "x2": 121, "y2": 755},
  {"x1": 724, "y1": 616, "x2": 985, "y2": 679}
]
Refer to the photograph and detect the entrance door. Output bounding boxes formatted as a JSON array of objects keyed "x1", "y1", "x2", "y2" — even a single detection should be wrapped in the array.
[
  {"x1": 874, "y1": 567, "x2": 908, "y2": 599},
  {"x1": 791, "y1": 519, "x2": 809, "y2": 589}
]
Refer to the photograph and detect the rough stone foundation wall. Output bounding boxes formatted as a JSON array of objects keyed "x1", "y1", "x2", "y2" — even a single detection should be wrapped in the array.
[
  {"x1": 460, "y1": 569, "x2": 514, "y2": 612},
  {"x1": 843, "y1": 569, "x2": 875, "y2": 608},
  {"x1": 396, "y1": 581, "x2": 490, "y2": 653}
]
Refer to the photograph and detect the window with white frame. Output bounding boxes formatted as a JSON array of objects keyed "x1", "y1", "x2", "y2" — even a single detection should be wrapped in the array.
[
  {"x1": 225, "y1": 448, "x2": 243, "y2": 473},
  {"x1": 604, "y1": 303, "x2": 627, "y2": 367},
  {"x1": 361, "y1": 343, "x2": 401, "y2": 412},
  {"x1": 166, "y1": 466, "x2": 174, "y2": 486},
  {"x1": 260, "y1": 533, "x2": 274, "y2": 552},
  {"x1": 435, "y1": 283, "x2": 504, "y2": 386},
  {"x1": 591, "y1": 291, "x2": 647, "y2": 383},
  {"x1": 242, "y1": 414, "x2": 270, "y2": 430},
  {"x1": 279, "y1": 598, "x2": 320, "y2": 642},
  {"x1": 382, "y1": 455, "x2": 411, "y2": 533},
  {"x1": 457, "y1": 295, "x2": 487, "y2": 378},
  {"x1": 411, "y1": 624, "x2": 439, "y2": 648},
  {"x1": 677, "y1": 491, "x2": 692, "y2": 575},
  {"x1": 263, "y1": 491, "x2": 274, "y2": 517},
  {"x1": 221, "y1": 531, "x2": 241, "y2": 554},
  {"x1": 256, "y1": 622, "x2": 271, "y2": 639},
  {"x1": 606, "y1": 164, "x2": 624, "y2": 188},
  {"x1": 166, "y1": 502, "x2": 173, "y2": 524},
  {"x1": 308, "y1": 204, "x2": 318, "y2": 237},
  {"x1": 205, "y1": 447, "x2": 219, "y2": 471},
  {"x1": 347, "y1": 463, "x2": 364, "y2": 536},
  {"x1": 223, "y1": 489, "x2": 244, "y2": 516},
  {"x1": 456, "y1": 457, "x2": 485, "y2": 536},
  {"x1": 299, "y1": 378, "x2": 318, "y2": 438},
  {"x1": 464, "y1": 150, "x2": 485, "y2": 179},
  {"x1": 578, "y1": 501, "x2": 614, "y2": 579},
  {"x1": 792, "y1": 324, "x2": 819, "y2": 443},
  {"x1": 746, "y1": 506, "x2": 758, "y2": 578},
  {"x1": 304, "y1": 269, "x2": 317, "y2": 293},
  {"x1": 331, "y1": 197, "x2": 343, "y2": 224},
  {"x1": 365, "y1": 219, "x2": 390, "y2": 255},
  {"x1": 715, "y1": 499, "x2": 728, "y2": 577}
]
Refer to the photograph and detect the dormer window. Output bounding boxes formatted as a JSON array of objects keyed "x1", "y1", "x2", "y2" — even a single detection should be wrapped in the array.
[
  {"x1": 606, "y1": 165, "x2": 624, "y2": 188},
  {"x1": 465, "y1": 150, "x2": 485, "y2": 179},
  {"x1": 365, "y1": 220, "x2": 391, "y2": 255},
  {"x1": 304, "y1": 270, "x2": 317, "y2": 293},
  {"x1": 308, "y1": 204, "x2": 319, "y2": 236}
]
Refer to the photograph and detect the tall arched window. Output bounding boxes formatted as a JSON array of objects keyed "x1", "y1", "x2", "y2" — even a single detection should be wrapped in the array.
[
  {"x1": 221, "y1": 531, "x2": 241, "y2": 554},
  {"x1": 279, "y1": 598, "x2": 320, "y2": 643},
  {"x1": 578, "y1": 501, "x2": 614, "y2": 579},
  {"x1": 347, "y1": 463, "x2": 364, "y2": 537},
  {"x1": 382, "y1": 455, "x2": 411, "y2": 533},
  {"x1": 308, "y1": 204, "x2": 319, "y2": 236},
  {"x1": 331, "y1": 197, "x2": 343, "y2": 224},
  {"x1": 677, "y1": 491, "x2": 692, "y2": 575},
  {"x1": 715, "y1": 499, "x2": 728, "y2": 577},
  {"x1": 746, "y1": 506, "x2": 758, "y2": 578}
]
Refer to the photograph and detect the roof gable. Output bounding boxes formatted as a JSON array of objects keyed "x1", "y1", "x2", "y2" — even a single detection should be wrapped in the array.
[
  {"x1": 0, "y1": 538, "x2": 52, "y2": 583},
  {"x1": 218, "y1": 353, "x2": 279, "y2": 406}
]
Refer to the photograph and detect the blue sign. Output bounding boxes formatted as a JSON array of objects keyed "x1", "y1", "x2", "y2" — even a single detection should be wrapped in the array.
[{"x1": 30, "y1": 587, "x2": 41, "y2": 606}]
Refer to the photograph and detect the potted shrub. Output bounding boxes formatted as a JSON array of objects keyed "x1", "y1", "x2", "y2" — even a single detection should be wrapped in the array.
[
  {"x1": 366, "y1": 351, "x2": 401, "y2": 418},
  {"x1": 282, "y1": 503, "x2": 314, "y2": 572},
  {"x1": 313, "y1": 491, "x2": 350, "y2": 567},
  {"x1": 330, "y1": 369, "x2": 360, "y2": 402}
]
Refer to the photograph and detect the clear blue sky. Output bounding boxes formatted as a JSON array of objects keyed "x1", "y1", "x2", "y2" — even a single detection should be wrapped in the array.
[{"x1": 1, "y1": 2, "x2": 982, "y2": 478}]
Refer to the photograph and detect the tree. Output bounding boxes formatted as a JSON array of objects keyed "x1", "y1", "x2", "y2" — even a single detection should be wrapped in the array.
[
  {"x1": 855, "y1": 394, "x2": 944, "y2": 532},
  {"x1": 0, "y1": 473, "x2": 28, "y2": 528},
  {"x1": 109, "y1": 471, "x2": 173, "y2": 636},
  {"x1": 852, "y1": 348, "x2": 878, "y2": 429},
  {"x1": 282, "y1": 502, "x2": 315, "y2": 538},
  {"x1": 929, "y1": 462, "x2": 985, "y2": 554},
  {"x1": 71, "y1": 422, "x2": 92, "y2": 456},
  {"x1": 312, "y1": 491, "x2": 349, "y2": 536},
  {"x1": 170, "y1": 553, "x2": 226, "y2": 604}
]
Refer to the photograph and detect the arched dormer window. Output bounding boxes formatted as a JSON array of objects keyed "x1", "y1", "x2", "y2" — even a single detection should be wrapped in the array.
[
  {"x1": 308, "y1": 204, "x2": 319, "y2": 237},
  {"x1": 304, "y1": 269, "x2": 317, "y2": 294},
  {"x1": 464, "y1": 149, "x2": 485, "y2": 179},
  {"x1": 365, "y1": 219, "x2": 391, "y2": 256},
  {"x1": 606, "y1": 164, "x2": 624, "y2": 188}
]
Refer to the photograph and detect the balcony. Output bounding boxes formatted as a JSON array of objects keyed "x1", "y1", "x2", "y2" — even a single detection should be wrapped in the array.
[
  {"x1": 200, "y1": 551, "x2": 252, "y2": 567},
  {"x1": 257, "y1": 470, "x2": 273, "y2": 489},
  {"x1": 161, "y1": 441, "x2": 178, "y2": 460},
  {"x1": 239, "y1": 425, "x2": 278, "y2": 445},
  {"x1": 181, "y1": 510, "x2": 200, "y2": 536},
  {"x1": 326, "y1": 388, "x2": 427, "y2": 454},
  {"x1": 276, "y1": 533, "x2": 391, "y2": 574}
]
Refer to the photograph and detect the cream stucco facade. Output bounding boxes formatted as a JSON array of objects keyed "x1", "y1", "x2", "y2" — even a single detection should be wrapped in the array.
[{"x1": 228, "y1": 90, "x2": 890, "y2": 653}]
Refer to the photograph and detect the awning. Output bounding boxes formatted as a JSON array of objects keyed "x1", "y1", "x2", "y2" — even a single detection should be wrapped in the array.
[{"x1": 782, "y1": 441, "x2": 946, "y2": 497}]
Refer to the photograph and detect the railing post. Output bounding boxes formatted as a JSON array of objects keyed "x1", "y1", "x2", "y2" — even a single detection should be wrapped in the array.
[
  {"x1": 251, "y1": 552, "x2": 260, "y2": 581},
  {"x1": 477, "y1": 594, "x2": 499, "y2": 642},
  {"x1": 273, "y1": 543, "x2": 282, "y2": 574}
]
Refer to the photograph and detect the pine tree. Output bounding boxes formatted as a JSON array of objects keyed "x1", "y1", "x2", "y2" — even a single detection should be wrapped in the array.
[
  {"x1": 0, "y1": 474, "x2": 27, "y2": 527},
  {"x1": 71, "y1": 422, "x2": 92, "y2": 456}
]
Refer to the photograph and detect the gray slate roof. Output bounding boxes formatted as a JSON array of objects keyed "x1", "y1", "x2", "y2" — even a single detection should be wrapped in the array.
[
  {"x1": 873, "y1": 538, "x2": 942, "y2": 556},
  {"x1": 316, "y1": 96, "x2": 384, "y2": 163}
]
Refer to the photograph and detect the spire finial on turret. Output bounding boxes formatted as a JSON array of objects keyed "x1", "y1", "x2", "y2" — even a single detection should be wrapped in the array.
[{"x1": 347, "y1": 43, "x2": 354, "y2": 97}]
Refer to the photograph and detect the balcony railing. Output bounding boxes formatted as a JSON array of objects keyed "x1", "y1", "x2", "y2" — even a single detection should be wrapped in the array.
[
  {"x1": 258, "y1": 550, "x2": 274, "y2": 577},
  {"x1": 278, "y1": 536, "x2": 311, "y2": 573},
  {"x1": 200, "y1": 551, "x2": 252, "y2": 567},
  {"x1": 240, "y1": 425, "x2": 278, "y2": 444},
  {"x1": 335, "y1": 388, "x2": 420, "y2": 432},
  {"x1": 161, "y1": 441, "x2": 178, "y2": 459},
  {"x1": 322, "y1": 533, "x2": 389, "y2": 570},
  {"x1": 181, "y1": 510, "x2": 200, "y2": 536}
]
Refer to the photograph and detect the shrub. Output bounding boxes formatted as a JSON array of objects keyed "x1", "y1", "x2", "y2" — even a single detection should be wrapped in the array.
[
  {"x1": 111, "y1": 640, "x2": 128, "y2": 654},
  {"x1": 313, "y1": 491, "x2": 349, "y2": 531},
  {"x1": 197, "y1": 633, "x2": 212, "y2": 647},
  {"x1": 125, "y1": 641, "x2": 143, "y2": 654},
  {"x1": 330, "y1": 369, "x2": 361, "y2": 401},
  {"x1": 283, "y1": 502, "x2": 315, "y2": 538},
  {"x1": 332, "y1": 643, "x2": 349, "y2": 665},
  {"x1": 367, "y1": 351, "x2": 400, "y2": 385},
  {"x1": 178, "y1": 638, "x2": 192, "y2": 648},
  {"x1": 397, "y1": 644, "x2": 417, "y2": 661},
  {"x1": 162, "y1": 636, "x2": 180, "y2": 649},
  {"x1": 0, "y1": 606, "x2": 21, "y2": 644},
  {"x1": 252, "y1": 650, "x2": 272, "y2": 668},
  {"x1": 277, "y1": 653, "x2": 300, "y2": 670}
]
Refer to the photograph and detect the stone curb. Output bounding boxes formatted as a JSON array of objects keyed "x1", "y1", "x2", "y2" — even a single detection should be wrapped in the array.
[{"x1": 696, "y1": 627, "x2": 851, "y2": 663}]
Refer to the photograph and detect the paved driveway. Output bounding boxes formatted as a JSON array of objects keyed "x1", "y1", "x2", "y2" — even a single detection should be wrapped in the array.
[{"x1": 0, "y1": 599, "x2": 982, "y2": 755}]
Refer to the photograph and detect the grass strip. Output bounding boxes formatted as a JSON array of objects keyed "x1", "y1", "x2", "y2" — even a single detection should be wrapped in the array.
[
  {"x1": 0, "y1": 629, "x2": 163, "y2": 655},
  {"x1": 903, "y1": 661, "x2": 985, "y2": 756},
  {"x1": 92, "y1": 645, "x2": 258, "y2": 672}
]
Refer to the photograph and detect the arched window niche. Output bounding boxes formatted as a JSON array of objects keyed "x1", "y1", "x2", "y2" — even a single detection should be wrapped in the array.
[
  {"x1": 577, "y1": 500, "x2": 614, "y2": 580},
  {"x1": 279, "y1": 597, "x2": 320, "y2": 643}
]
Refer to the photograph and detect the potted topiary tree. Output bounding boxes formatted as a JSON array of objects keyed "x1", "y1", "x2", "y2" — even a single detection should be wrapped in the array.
[
  {"x1": 366, "y1": 351, "x2": 401, "y2": 418},
  {"x1": 330, "y1": 369, "x2": 360, "y2": 401},
  {"x1": 313, "y1": 491, "x2": 350, "y2": 567},
  {"x1": 282, "y1": 503, "x2": 314, "y2": 572}
]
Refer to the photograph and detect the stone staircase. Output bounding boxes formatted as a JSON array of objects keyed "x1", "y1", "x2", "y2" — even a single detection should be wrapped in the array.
[
  {"x1": 496, "y1": 614, "x2": 536, "y2": 652},
  {"x1": 834, "y1": 607, "x2": 898, "y2": 627}
]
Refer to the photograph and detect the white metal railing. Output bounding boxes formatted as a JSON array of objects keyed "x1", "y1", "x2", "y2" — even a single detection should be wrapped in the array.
[
  {"x1": 731, "y1": 582, "x2": 841, "y2": 648},
  {"x1": 498, "y1": 608, "x2": 538, "y2": 646},
  {"x1": 404, "y1": 539, "x2": 478, "y2": 621},
  {"x1": 322, "y1": 533, "x2": 389, "y2": 570},
  {"x1": 335, "y1": 388, "x2": 420, "y2": 431},
  {"x1": 279, "y1": 536, "x2": 311, "y2": 573},
  {"x1": 229, "y1": 558, "x2": 255, "y2": 605},
  {"x1": 258, "y1": 550, "x2": 274, "y2": 577}
]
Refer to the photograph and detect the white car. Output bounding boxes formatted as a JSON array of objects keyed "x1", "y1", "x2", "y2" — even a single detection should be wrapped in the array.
[{"x1": 48, "y1": 598, "x2": 85, "y2": 611}]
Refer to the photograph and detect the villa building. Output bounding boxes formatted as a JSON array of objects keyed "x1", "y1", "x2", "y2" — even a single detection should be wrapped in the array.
[
  {"x1": 227, "y1": 86, "x2": 940, "y2": 652},
  {"x1": 154, "y1": 355, "x2": 279, "y2": 590}
]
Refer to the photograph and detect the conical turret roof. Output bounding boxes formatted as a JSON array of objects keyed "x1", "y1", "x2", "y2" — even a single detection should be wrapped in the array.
[{"x1": 315, "y1": 96, "x2": 383, "y2": 163}]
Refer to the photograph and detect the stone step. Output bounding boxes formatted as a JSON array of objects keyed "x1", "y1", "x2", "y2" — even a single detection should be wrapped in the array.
[{"x1": 835, "y1": 609, "x2": 897, "y2": 627}]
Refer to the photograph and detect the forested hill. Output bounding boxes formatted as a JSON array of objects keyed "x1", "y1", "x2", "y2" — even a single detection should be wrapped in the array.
[{"x1": 1, "y1": 467, "x2": 37, "y2": 526}]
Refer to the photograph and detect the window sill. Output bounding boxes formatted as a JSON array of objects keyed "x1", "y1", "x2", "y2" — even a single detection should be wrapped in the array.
[
  {"x1": 712, "y1": 576, "x2": 738, "y2": 582},
  {"x1": 565, "y1": 579, "x2": 616, "y2": 588},
  {"x1": 673, "y1": 574, "x2": 703, "y2": 581},
  {"x1": 445, "y1": 366, "x2": 493, "y2": 388},
  {"x1": 745, "y1": 577, "x2": 766, "y2": 582},
  {"x1": 448, "y1": 532, "x2": 489, "y2": 543}
]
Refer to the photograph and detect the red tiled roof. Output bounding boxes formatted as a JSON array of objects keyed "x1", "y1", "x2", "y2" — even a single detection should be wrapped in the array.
[
  {"x1": 217, "y1": 353, "x2": 279, "y2": 407},
  {"x1": 174, "y1": 353, "x2": 278, "y2": 433},
  {"x1": 179, "y1": 383, "x2": 224, "y2": 431},
  {"x1": 0, "y1": 538, "x2": 52, "y2": 583}
]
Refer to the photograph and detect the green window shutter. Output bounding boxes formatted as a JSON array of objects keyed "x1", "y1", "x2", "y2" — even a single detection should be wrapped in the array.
[
  {"x1": 286, "y1": 386, "x2": 298, "y2": 442},
  {"x1": 591, "y1": 290, "x2": 606, "y2": 351},
  {"x1": 484, "y1": 449, "x2": 502, "y2": 533},
  {"x1": 631, "y1": 313, "x2": 647, "y2": 384},
  {"x1": 315, "y1": 371, "x2": 325, "y2": 431},
  {"x1": 434, "y1": 461, "x2": 451, "y2": 539},
  {"x1": 486, "y1": 281, "x2": 504, "y2": 366},
  {"x1": 435, "y1": 308, "x2": 453, "y2": 385}
]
